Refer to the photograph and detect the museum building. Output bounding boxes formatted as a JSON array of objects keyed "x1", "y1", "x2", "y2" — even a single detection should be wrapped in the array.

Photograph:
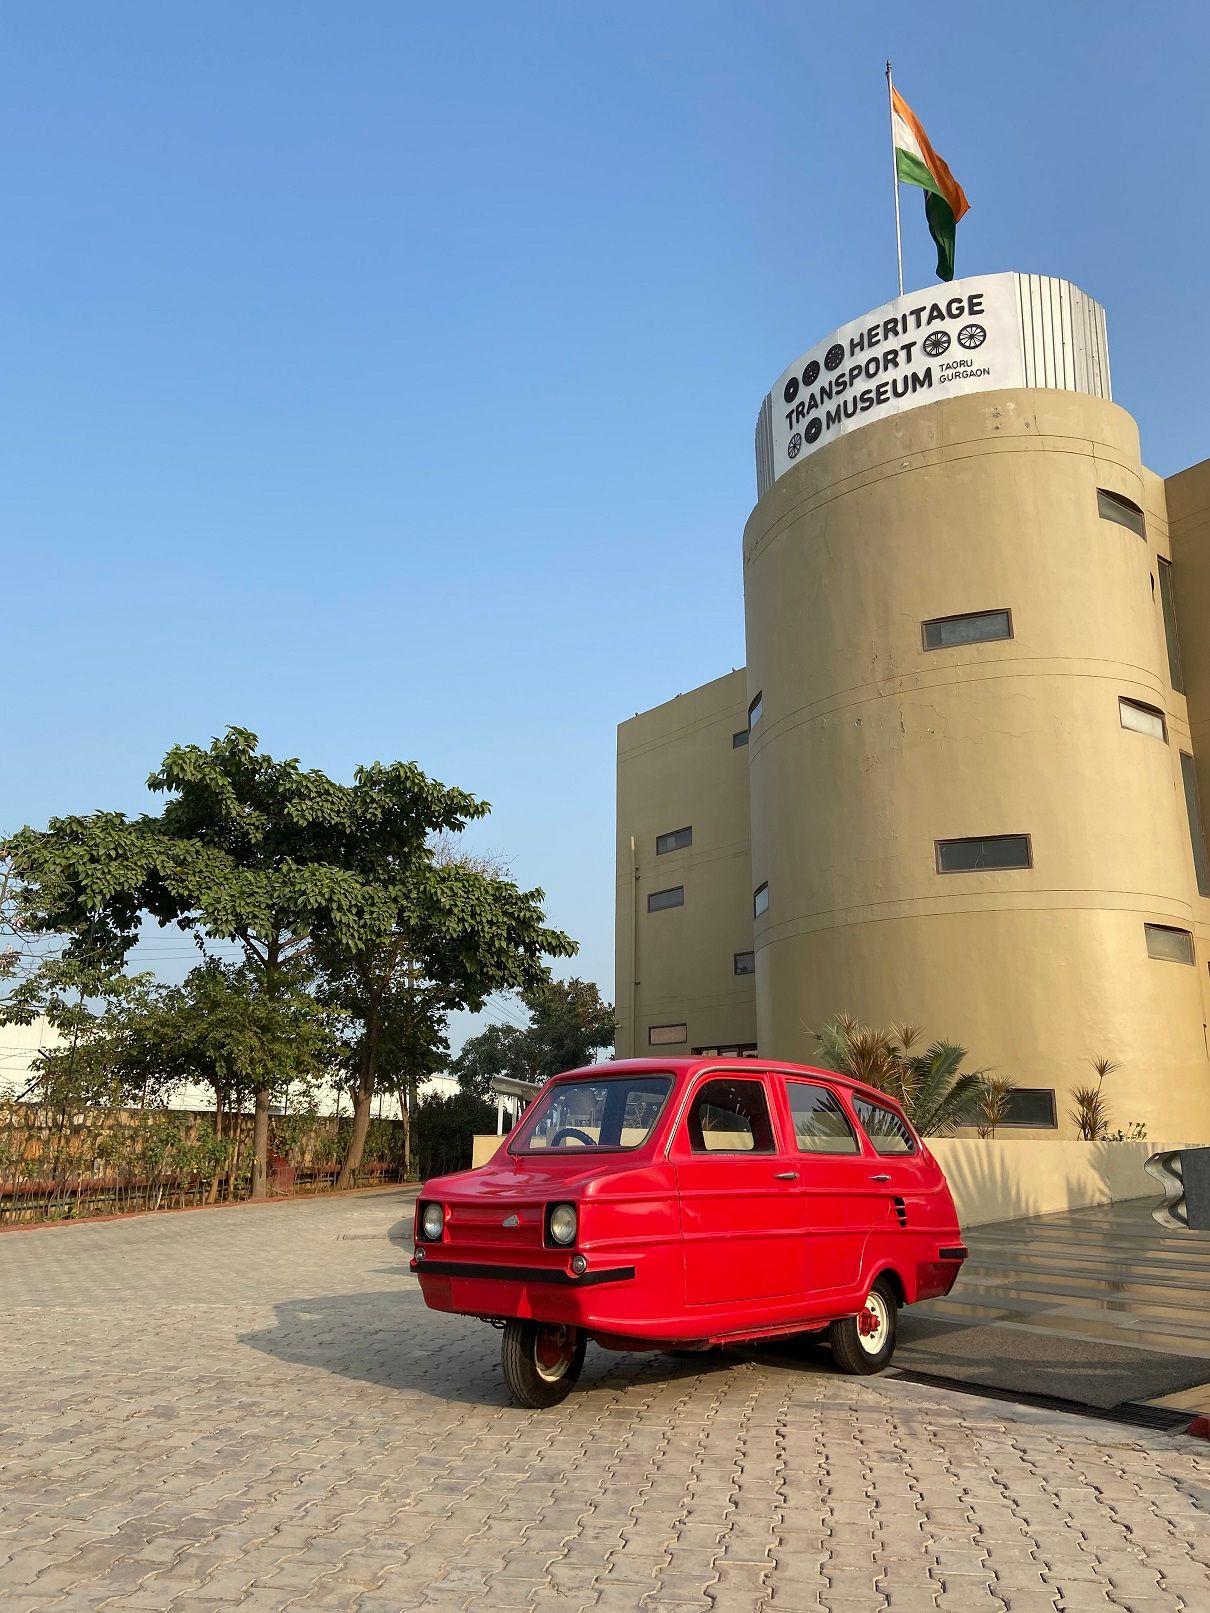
[{"x1": 615, "y1": 273, "x2": 1210, "y2": 1140}]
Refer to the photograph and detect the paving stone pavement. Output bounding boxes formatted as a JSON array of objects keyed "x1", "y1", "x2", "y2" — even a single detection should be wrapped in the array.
[{"x1": 1, "y1": 1187, "x2": 1207, "y2": 1613}]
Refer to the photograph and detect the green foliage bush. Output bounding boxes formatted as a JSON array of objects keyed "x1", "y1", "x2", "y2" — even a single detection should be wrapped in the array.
[{"x1": 413, "y1": 1091, "x2": 495, "y2": 1180}]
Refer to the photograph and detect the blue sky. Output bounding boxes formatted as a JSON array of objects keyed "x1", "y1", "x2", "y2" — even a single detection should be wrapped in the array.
[{"x1": 3, "y1": 2, "x2": 1206, "y2": 1034}]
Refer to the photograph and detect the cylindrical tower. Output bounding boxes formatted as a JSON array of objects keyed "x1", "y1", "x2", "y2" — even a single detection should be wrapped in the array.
[{"x1": 744, "y1": 281, "x2": 1210, "y2": 1139}]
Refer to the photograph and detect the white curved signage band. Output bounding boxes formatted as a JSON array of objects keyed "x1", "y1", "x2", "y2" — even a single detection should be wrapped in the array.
[{"x1": 754, "y1": 272, "x2": 1111, "y2": 496}]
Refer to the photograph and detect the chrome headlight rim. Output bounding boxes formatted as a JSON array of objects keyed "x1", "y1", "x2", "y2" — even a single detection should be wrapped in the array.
[
  {"x1": 548, "y1": 1202, "x2": 578, "y2": 1247},
  {"x1": 420, "y1": 1202, "x2": 445, "y2": 1242}
]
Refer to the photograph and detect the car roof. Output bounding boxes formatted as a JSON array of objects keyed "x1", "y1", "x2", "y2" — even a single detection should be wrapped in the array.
[{"x1": 546, "y1": 1057, "x2": 907, "y2": 1116}]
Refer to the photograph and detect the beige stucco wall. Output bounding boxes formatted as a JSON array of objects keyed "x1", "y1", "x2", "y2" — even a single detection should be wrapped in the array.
[
  {"x1": 615, "y1": 671, "x2": 756, "y2": 1059},
  {"x1": 742, "y1": 389, "x2": 1210, "y2": 1142}
]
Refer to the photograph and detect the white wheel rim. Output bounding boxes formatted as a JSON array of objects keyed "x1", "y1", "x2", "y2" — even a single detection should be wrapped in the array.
[
  {"x1": 856, "y1": 1291, "x2": 889, "y2": 1355},
  {"x1": 533, "y1": 1325, "x2": 575, "y2": 1383}
]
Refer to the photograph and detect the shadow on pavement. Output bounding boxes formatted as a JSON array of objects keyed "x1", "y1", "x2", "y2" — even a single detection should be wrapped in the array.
[{"x1": 238, "y1": 1287, "x2": 841, "y2": 1408}]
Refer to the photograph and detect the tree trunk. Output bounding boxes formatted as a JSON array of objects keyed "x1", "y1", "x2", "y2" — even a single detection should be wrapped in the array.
[
  {"x1": 250, "y1": 1086, "x2": 270, "y2": 1199},
  {"x1": 401, "y1": 1088, "x2": 412, "y2": 1179},
  {"x1": 336, "y1": 1067, "x2": 374, "y2": 1190}
]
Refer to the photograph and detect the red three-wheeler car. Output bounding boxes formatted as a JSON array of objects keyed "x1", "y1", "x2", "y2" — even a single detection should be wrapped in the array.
[{"x1": 411, "y1": 1058, "x2": 966, "y2": 1407}]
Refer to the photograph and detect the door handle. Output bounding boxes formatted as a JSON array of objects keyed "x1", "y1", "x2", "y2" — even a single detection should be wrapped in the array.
[
  {"x1": 870, "y1": 1173, "x2": 891, "y2": 1182},
  {"x1": 774, "y1": 1170, "x2": 799, "y2": 1181}
]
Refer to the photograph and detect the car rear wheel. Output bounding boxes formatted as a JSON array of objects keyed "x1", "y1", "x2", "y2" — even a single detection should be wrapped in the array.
[
  {"x1": 828, "y1": 1277, "x2": 898, "y2": 1375},
  {"x1": 501, "y1": 1320, "x2": 586, "y2": 1408}
]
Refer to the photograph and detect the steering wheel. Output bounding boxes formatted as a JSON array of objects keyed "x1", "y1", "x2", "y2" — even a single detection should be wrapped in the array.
[{"x1": 549, "y1": 1127, "x2": 594, "y2": 1148}]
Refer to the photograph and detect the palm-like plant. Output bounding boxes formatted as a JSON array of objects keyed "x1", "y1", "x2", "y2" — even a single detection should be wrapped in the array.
[
  {"x1": 1070, "y1": 1054, "x2": 1119, "y2": 1140},
  {"x1": 812, "y1": 1013, "x2": 990, "y2": 1136}
]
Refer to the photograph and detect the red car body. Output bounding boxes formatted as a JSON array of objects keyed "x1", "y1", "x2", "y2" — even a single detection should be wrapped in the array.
[{"x1": 412, "y1": 1058, "x2": 966, "y2": 1401}]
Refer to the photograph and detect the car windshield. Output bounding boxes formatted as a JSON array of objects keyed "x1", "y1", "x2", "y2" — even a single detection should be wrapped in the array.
[{"x1": 510, "y1": 1074, "x2": 674, "y2": 1153}]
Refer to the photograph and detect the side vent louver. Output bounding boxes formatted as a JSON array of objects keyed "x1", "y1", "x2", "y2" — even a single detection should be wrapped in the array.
[{"x1": 893, "y1": 1197, "x2": 908, "y2": 1228}]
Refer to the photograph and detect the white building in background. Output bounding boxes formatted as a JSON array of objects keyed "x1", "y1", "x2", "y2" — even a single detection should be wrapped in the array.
[
  {"x1": 0, "y1": 1017, "x2": 59, "y2": 1100},
  {"x1": 0, "y1": 1013, "x2": 459, "y2": 1116}
]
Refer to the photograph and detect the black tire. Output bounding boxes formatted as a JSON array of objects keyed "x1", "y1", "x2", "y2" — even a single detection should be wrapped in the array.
[
  {"x1": 828, "y1": 1277, "x2": 898, "y2": 1375},
  {"x1": 501, "y1": 1320, "x2": 586, "y2": 1408}
]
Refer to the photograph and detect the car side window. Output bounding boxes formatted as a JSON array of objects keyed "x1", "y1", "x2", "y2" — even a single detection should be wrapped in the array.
[
  {"x1": 786, "y1": 1082, "x2": 861, "y2": 1154},
  {"x1": 687, "y1": 1078, "x2": 777, "y2": 1154},
  {"x1": 852, "y1": 1097, "x2": 917, "y2": 1156}
]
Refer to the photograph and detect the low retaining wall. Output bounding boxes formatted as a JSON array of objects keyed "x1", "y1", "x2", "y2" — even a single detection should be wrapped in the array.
[
  {"x1": 470, "y1": 1133, "x2": 1184, "y2": 1228},
  {"x1": 928, "y1": 1137, "x2": 1185, "y2": 1228}
]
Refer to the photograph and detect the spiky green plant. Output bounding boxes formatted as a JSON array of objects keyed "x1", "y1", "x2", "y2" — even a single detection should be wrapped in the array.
[
  {"x1": 1070, "y1": 1054, "x2": 1120, "y2": 1140},
  {"x1": 976, "y1": 1074, "x2": 1015, "y2": 1139},
  {"x1": 811, "y1": 1014, "x2": 990, "y2": 1136}
]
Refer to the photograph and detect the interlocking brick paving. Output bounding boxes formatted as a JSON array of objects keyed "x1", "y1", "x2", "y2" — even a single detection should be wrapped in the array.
[{"x1": 1, "y1": 1188, "x2": 1207, "y2": 1612}]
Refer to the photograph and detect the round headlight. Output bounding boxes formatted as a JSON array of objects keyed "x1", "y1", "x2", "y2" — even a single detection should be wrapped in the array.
[
  {"x1": 421, "y1": 1203, "x2": 444, "y2": 1241},
  {"x1": 548, "y1": 1203, "x2": 577, "y2": 1246}
]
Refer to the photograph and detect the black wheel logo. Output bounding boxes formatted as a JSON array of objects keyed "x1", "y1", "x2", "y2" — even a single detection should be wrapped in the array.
[
  {"x1": 787, "y1": 432, "x2": 802, "y2": 459},
  {"x1": 805, "y1": 417, "x2": 822, "y2": 444},
  {"x1": 783, "y1": 376, "x2": 799, "y2": 404},
  {"x1": 824, "y1": 343, "x2": 845, "y2": 372},
  {"x1": 803, "y1": 359, "x2": 820, "y2": 386},
  {"x1": 957, "y1": 323, "x2": 986, "y2": 350},
  {"x1": 922, "y1": 331, "x2": 950, "y2": 357}
]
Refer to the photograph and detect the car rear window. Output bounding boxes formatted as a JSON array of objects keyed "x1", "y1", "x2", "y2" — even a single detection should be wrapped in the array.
[
  {"x1": 852, "y1": 1097, "x2": 918, "y2": 1156},
  {"x1": 510, "y1": 1074, "x2": 673, "y2": 1153},
  {"x1": 786, "y1": 1082, "x2": 861, "y2": 1154}
]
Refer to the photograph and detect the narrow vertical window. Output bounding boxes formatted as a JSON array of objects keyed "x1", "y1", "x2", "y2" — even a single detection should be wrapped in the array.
[
  {"x1": 753, "y1": 883, "x2": 769, "y2": 917},
  {"x1": 1158, "y1": 559, "x2": 1185, "y2": 693},
  {"x1": 1180, "y1": 753, "x2": 1210, "y2": 898},
  {"x1": 747, "y1": 691, "x2": 764, "y2": 730}
]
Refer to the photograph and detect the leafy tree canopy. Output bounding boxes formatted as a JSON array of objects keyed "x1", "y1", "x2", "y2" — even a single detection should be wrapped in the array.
[{"x1": 452, "y1": 976, "x2": 616, "y2": 1099}]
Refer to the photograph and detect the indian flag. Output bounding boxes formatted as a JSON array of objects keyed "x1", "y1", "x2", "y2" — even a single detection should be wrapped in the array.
[{"x1": 892, "y1": 87, "x2": 970, "y2": 282}]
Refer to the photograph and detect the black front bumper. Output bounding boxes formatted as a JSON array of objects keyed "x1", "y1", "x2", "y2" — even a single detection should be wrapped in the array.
[{"x1": 410, "y1": 1258, "x2": 635, "y2": 1288}]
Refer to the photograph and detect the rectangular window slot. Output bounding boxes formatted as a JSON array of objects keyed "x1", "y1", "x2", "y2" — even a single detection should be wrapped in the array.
[
  {"x1": 753, "y1": 882, "x2": 769, "y2": 917},
  {"x1": 648, "y1": 1023, "x2": 687, "y2": 1046},
  {"x1": 936, "y1": 835, "x2": 1032, "y2": 873},
  {"x1": 1145, "y1": 923, "x2": 1195, "y2": 965},
  {"x1": 734, "y1": 951, "x2": 756, "y2": 975},
  {"x1": 1097, "y1": 488, "x2": 1146, "y2": 538},
  {"x1": 1000, "y1": 1089, "x2": 1058, "y2": 1128},
  {"x1": 732, "y1": 729, "x2": 749, "y2": 748},
  {"x1": 655, "y1": 826, "x2": 692, "y2": 855},
  {"x1": 1158, "y1": 558, "x2": 1185, "y2": 693},
  {"x1": 647, "y1": 886, "x2": 684, "y2": 913},
  {"x1": 1119, "y1": 697, "x2": 1167, "y2": 742},
  {"x1": 922, "y1": 609, "x2": 1013, "y2": 651}
]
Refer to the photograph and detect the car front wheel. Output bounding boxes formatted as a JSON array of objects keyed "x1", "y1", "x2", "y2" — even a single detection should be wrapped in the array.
[
  {"x1": 501, "y1": 1320, "x2": 586, "y2": 1408},
  {"x1": 828, "y1": 1277, "x2": 898, "y2": 1375}
]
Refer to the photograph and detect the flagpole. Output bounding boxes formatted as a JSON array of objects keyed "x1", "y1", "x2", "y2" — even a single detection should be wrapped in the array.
[{"x1": 886, "y1": 60, "x2": 904, "y2": 297}]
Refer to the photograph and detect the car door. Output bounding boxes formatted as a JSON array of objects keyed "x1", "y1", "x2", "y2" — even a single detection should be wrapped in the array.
[
  {"x1": 672, "y1": 1071, "x2": 805, "y2": 1306},
  {"x1": 848, "y1": 1092, "x2": 931, "y2": 1238},
  {"x1": 780, "y1": 1075, "x2": 883, "y2": 1297}
]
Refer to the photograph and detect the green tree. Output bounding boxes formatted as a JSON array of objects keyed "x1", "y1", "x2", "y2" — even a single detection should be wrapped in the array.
[
  {"x1": 812, "y1": 1013, "x2": 990, "y2": 1135},
  {"x1": 5, "y1": 728, "x2": 573, "y2": 1196},
  {"x1": 413, "y1": 1090, "x2": 496, "y2": 1179},
  {"x1": 451, "y1": 976, "x2": 616, "y2": 1098},
  {"x1": 317, "y1": 848, "x2": 574, "y2": 1186}
]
